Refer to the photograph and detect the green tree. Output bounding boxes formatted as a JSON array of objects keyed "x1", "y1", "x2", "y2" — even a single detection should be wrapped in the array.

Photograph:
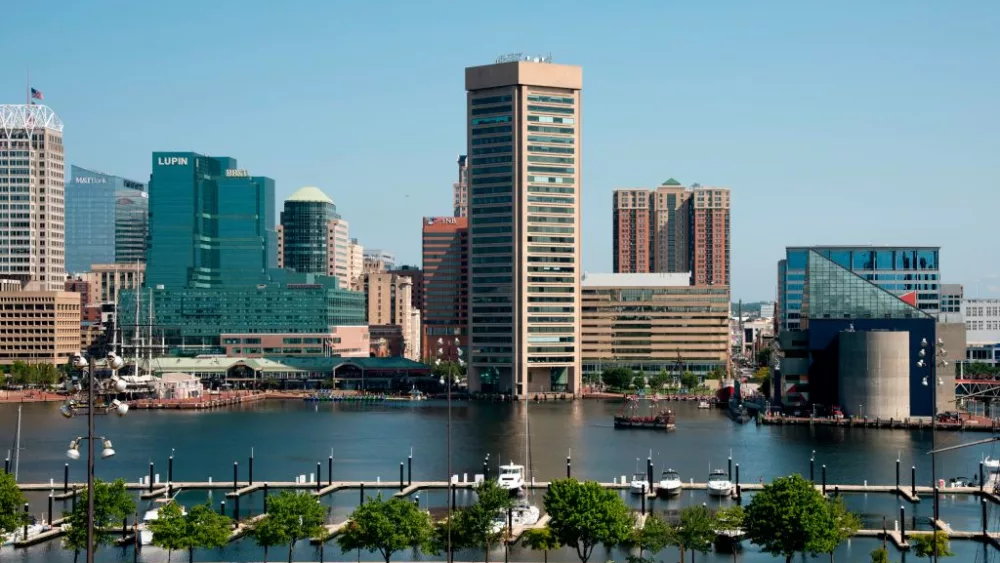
[
  {"x1": 148, "y1": 501, "x2": 187, "y2": 562},
  {"x1": 248, "y1": 512, "x2": 287, "y2": 563},
  {"x1": 630, "y1": 513, "x2": 673, "y2": 561},
  {"x1": 755, "y1": 348, "x2": 772, "y2": 368},
  {"x1": 185, "y1": 503, "x2": 232, "y2": 563},
  {"x1": 870, "y1": 546, "x2": 893, "y2": 563},
  {"x1": 63, "y1": 479, "x2": 136, "y2": 563},
  {"x1": 0, "y1": 470, "x2": 28, "y2": 538},
  {"x1": 744, "y1": 474, "x2": 836, "y2": 563},
  {"x1": 648, "y1": 369, "x2": 671, "y2": 391},
  {"x1": 337, "y1": 494, "x2": 434, "y2": 563},
  {"x1": 257, "y1": 491, "x2": 326, "y2": 563},
  {"x1": 448, "y1": 480, "x2": 514, "y2": 563},
  {"x1": 715, "y1": 506, "x2": 746, "y2": 562},
  {"x1": 912, "y1": 531, "x2": 953, "y2": 558},
  {"x1": 523, "y1": 526, "x2": 561, "y2": 563},
  {"x1": 543, "y1": 479, "x2": 634, "y2": 563},
  {"x1": 680, "y1": 371, "x2": 699, "y2": 391},
  {"x1": 601, "y1": 367, "x2": 634, "y2": 390},
  {"x1": 673, "y1": 505, "x2": 716, "y2": 562},
  {"x1": 706, "y1": 366, "x2": 727, "y2": 380},
  {"x1": 815, "y1": 497, "x2": 861, "y2": 562}
]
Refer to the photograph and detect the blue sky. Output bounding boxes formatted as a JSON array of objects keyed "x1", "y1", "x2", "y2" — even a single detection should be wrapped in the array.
[{"x1": 3, "y1": 0, "x2": 997, "y2": 300}]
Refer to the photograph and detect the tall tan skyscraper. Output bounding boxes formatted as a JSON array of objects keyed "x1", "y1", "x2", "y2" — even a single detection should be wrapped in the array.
[
  {"x1": 465, "y1": 55, "x2": 582, "y2": 396},
  {"x1": 611, "y1": 180, "x2": 729, "y2": 286},
  {"x1": 0, "y1": 105, "x2": 66, "y2": 290}
]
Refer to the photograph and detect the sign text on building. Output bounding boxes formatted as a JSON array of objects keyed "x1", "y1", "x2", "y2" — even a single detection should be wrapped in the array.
[
  {"x1": 225, "y1": 169, "x2": 249, "y2": 178},
  {"x1": 158, "y1": 157, "x2": 189, "y2": 166},
  {"x1": 76, "y1": 177, "x2": 108, "y2": 184}
]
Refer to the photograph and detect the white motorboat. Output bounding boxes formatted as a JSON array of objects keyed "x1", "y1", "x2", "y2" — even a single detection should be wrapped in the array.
[
  {"x1": 629, "y1": 472, "x2": 649, "y2": 495},
  {"x1": 140, "y1": 502, "x2": 187, "y2": 546},
  {"x1": 707, "y1": 469, "x2": 733, "y2": 497},
  {"x1": 498, "y1": 463, "x2": 525, "y2": 492},
  {"x1": 697, "y1": 401, "x2": 711, "y2": 409},
  {"x1": 489, "y1": 500, "x2": 541, "y2": 535},
  {"x1": 985, "y1": 456, "x2": 1000, "y2": 472},
  {"x1": 3, "y1": 523, "x2": 47, "y2": 546},
  {"x1": 656, "y1": 469, "x2": 682, "y2": 498}
]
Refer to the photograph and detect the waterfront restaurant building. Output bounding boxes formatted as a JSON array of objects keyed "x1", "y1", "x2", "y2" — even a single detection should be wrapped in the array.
[{"x1": 580, "y1": 273, "x2": 730, "y2": 379}]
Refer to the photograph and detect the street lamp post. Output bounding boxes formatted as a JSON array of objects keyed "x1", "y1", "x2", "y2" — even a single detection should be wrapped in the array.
[
  {"x1": 62, "y1": 351, "x2": 130, "y2": 563},
  {"x1": 918, "y1": 337, "x2": 948, "y2": 563},
  {"x1": 437, "y1": 337, "x2": 464, "y2": 563}
]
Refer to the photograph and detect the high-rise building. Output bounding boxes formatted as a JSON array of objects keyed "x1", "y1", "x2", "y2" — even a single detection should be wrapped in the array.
[
  {"x1": 348, "y1": 238, "x2": 364, "y2": 289},
  {"x1": 611, "y1": 180, "x2": 729, "y2": 285},
  {"x1": 65, "y1": 165, "x2": 147, "y2": 273},
  {"x1": 611, "y1": 189, "x2": 652, "y2": 273},
  {"x1": 422, "y1": 216, "x2": 468, "y2": 360},
  {"x1": 145, "y1": 152, "x2": 276, "y2": 290},
  {"x1": 277, "y1": 186, "x2": 352, "y2": 289},
  {"x1": 0, "y1": 105, "x2": 66, "y2": 291},
  {"x1": 453, "y1": 155, "x2": 468, "y2": 217},
  {"x1": 388, "y1": 265, "x2": 423, "y2": 311},
  {"x1": 0, "y1": 288, "x2": 80, "y2": 364},
  {"x1": 778, "y1": 246, "x2": 941, "y2": 331},
  {"x1": 361, "y1": 271, "x2": 419, "y2": 360},
  {"x1": 465, "y1": 55, "x2": 582, "y2": 395},
  {"x1": 363, "y1": 249, "x2": 396, "y2": 272}
]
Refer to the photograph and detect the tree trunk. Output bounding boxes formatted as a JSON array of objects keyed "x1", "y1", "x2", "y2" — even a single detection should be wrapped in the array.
[
  {"x1": 189, "y1": 546, "x2": 194, "y2": 563},
  {"x1": 288, "y1": 540, "x2": 295, "y2": 563},
  {"x1": 263, "y1": 545, "x2": 269, "y2": 563},
  {"x1": 74, "y1": 549, "x2": 80, "y2": 563},
  {"x1": 168, "y1": 548, "x2": 173, "y2": 563},
  {"x1": 785, "y1": 555, "x2": 792, "y2": 563},
  {"x1": 544, "y1": 549, "x2": 548, "y2": 563},
  {"x1": 485, "y1": 541, "x2": 491, "y2": 563}
]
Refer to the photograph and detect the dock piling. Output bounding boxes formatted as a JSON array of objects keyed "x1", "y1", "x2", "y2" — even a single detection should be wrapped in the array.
[
  {"x1": 983, "y1": 498, "x2": 988, "y2": 536},
  {"x1": 451, "y1": 483, "x2": 456, "y2": 511},
  {"x1": 233, "y1": 462, "x2": 238, "y2": 492},
  {"x1": 63, "y1": 463, "x2": 68, "y2": 493},
  {"x1": 399, "y1": 462, "x2": 404, "y2": 491},
  {"x1": 47, "y1": 494, "x2": 52, "y2": 525},
  {"x1": 646, "y1": 457, "x2": 653, "y2": 492},
  {"x1": 735, "y1": 464, "x2": 741, "y2": 502},
  {"x1": 896, "y1": 458, "x2": 900, "y2": 489},
  {"x1": 328, "y1": 456, "x2": 333, "y2": 486},
  {"x1": 641, "y1": 488, "x2": 646, "y2": 515},
  {"x1": 900, "y1": 505, "x2": 905, "y2": 542},
  {"x1": 408, "y1": 453, "x2": 412, "y2": 487},
  {"x1": 316, "y1": 462, "x2": 322, "y2": 491},
  {"x1": 168, "y1": 455, "x2": 174, "y2": 484},
  {"x1": 3, "y1": 456, "x2": 8, "y2": 474},
  {"x1": 249, "y1": 454, "x2": 254, "y2": 486},
  {"x1": 22, "y1": 502, "x2": 27, "y2": 539},
  {"x1": 359, "y1": 483, "x2": 364, "y2": 505},
  {"x1": 264, "y1": 483, "x2": 269, "y2": 513},
  {"x1": 822, "y1": 465, "x2": 827, "y2": 495},
  {"x1": 235, "y1": 494, "x2": 240, "y2": 521},
  {"x1": 980, "y1": 462, "x2": 985, "y2": 493},
  {"x1": 221, "y1": 500, "x2": 225, "y2": 517},
  {"x1": 148, "y1": 462, "x2": 154, "y2": 492},
  {"x1": 728, "y1": 456, "x2": 732, "y2": 481},
  {"x1": 566, "y1": 455, "x2": 571, "y2": 479},
  {"x1": 810, "y1": 451, "x2": 815, "y2": 482},
  {"x1": 911, "y1": 466, "x2": 916, "y2": 498}
]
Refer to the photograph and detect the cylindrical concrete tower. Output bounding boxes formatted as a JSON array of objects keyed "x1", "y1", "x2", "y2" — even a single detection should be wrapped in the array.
[{"x1": 839, "y1": 330, "x2": 910, "y2": 419}]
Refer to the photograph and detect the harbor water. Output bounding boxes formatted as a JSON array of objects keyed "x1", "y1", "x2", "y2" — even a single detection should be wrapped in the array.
[{"x1": 1, "y1": 398, "x2": 998, "y2": 562}]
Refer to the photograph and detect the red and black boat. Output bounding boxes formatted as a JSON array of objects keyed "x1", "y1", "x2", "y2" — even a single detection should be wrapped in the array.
[{"x1": 613, "y1": 395, "x2": 677, "y2": 431}]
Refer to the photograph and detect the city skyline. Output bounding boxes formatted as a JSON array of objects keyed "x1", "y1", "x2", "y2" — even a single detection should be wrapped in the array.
[{"x1": 2, "y1": 1, "x2": 997, "y2": 300}]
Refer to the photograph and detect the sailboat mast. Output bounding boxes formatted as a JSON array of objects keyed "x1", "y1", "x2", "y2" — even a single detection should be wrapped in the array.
[{"x1": 13, "y1": 405, "x2": 21, "y2": 481}]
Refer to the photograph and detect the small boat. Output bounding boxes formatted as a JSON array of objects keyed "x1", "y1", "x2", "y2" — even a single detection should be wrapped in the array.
[
  {"x1": 614, "y1": 396, "x2": 677, "y2": 431},
  {"x1": 498, "y1": 463, "x2": 525, "y2": 493},
  {"x1": 707, "y1": 469, "x2": 733, "y2": 497},
  {"x1": 697, "y1": 401, "x2": 711, "y2": 409},
  {"x1": 629, "y1": 472, "x2": 649, "y2": 495},
  {"x1": 985, "y1": 457, "x2": 1000, "y2": 472},
  {"x1": 657, "y1": 469, "x2": 682, "y2": 497},
  {"x1": 2, "y1": 521, "x2": 47, "y2": 546},
  {"x1": 407, "y1": 387, "x2": 427, "y2": 401}
]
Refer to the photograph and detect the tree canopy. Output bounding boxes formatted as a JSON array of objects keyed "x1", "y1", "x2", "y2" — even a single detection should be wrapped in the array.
[
  {"x1": 680, "y1": 371, "x2": 700, "y2": 390},
  {"x1": 745, "y1": 475, "x2": 863, "y2": 563},
  {"x1": 648, "y1": 369, "x2": 671, "y2": 390},
  {"x1": 63, "y1": 479, "x2": 136, "y2": 557},
  {"x1": 601, "y1": 367, "x2": 634, "y2": 390},
  {"x1": 630, "y1": 512, "x2": 673, "y2": 559},
  {"x1": 445, "y1": 479, "x2": 514, "y2": 563},
  {"x1": 675, "y1": 505, "x2": 717, "y2": 556},
  {"x1": 522, "y1": 527, "x2": 560, "y2": 563},
  {"x1": 337, "y1": 494, "x2": 434, "y2": 563},
  {"x1": 254, "y1": 491, "x2": 326, "y2": 563},
  {"x1": 148, "y1": 501, "x2": 187, "y2": 562},
  {"x1": 185, "y1": 503, "x2": 232, "y2": 562},
  {"x1": 0, "y1": 470, "x2": 28, "y2": 536},
  {"x1": 912, "y1": 531, "x2": 953, "y2": 558},
  {"x1": 870, "y1": 546, "x2": 893, "y2": 563},
  {"x1": 543, "y1": 479, "x2": 634, "y2": 563}
]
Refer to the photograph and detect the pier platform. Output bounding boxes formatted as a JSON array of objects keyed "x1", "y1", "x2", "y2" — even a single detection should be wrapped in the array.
[{"x1": 760, "y1": 414, "x2": 1000, "y2": 433}]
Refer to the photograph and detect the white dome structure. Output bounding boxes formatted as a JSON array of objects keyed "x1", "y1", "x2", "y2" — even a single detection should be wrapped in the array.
[{"x1": 286, "y1": 186, "x2": 334, "y2": 205}]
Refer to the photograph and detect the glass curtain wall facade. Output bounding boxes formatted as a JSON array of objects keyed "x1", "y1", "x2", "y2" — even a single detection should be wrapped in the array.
[
  {"x1": 422, "y1": 216, "x2": 468, "y2": 360},
  {"x1": 66, "y1": 165, "x2": 148, "y2": 273},
  {"x1": 146, "y1": 153, "x2": 276, "y2": 289},
  {"x1": 280, "y1": 187, "x2": 340, "y2": 275},
  {"x1": 465, "y1": 59, "x2": 583, "y2": 395},
  {"x1": 779, "y1": 246, "x2": 941, "y2": 331}
]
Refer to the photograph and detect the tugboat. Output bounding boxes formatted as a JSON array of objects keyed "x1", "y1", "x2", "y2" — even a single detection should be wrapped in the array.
[{"x1": 613, "y1": 396, "x2": 677, "y2": 431}]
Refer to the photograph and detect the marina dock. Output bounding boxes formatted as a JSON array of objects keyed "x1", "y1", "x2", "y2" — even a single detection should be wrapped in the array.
[{"x1": 760, "y1": 414, "x2": 1000, "y2": 433}]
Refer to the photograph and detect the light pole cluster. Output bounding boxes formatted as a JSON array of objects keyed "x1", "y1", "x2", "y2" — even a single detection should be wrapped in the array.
[
  {"x1": 917, "y1": 336, "x2": 947, "y2": 563},
  {"x1": 60, "y1": 350, "x2": 131, "y2": 563}
]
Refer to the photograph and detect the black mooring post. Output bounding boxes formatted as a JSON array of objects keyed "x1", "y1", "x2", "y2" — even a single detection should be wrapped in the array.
[
  {"x1": 735, "y1": 464, "x2": 741, "y2": 501},
  {"x1": 896, "y1": 458, "x2": 900, "y2": 490},
  {"x1": 316, "y1": 462, "x2": 322, "y2": 491},
  {"x1": 249, "y1": 455, "x2": 254, "y2": 486},
  {"x1": 810, "y1": 452, "x2": 815, "y2": 482},
  {"x1": 566, "y1": 456, "x2": 571, "y2": 479},
  {"x1": 234, "y1": 495, "x2": 239, "y2": 521},
  {"x1": 641, "y1": 489, "x2": 646, "y2": 515},
  {"x1": 983, "y1": 498, "x2": 988, "y2": 536},
  {"x1": 168, "y1": 455, "x2": 174, "y2": 483},
  {"x1": 728, "y1": 457, "x2": 733, "y2": 481},
  {"x1": 64, "y1": 463, "x2": 69, "y2": 492},
  {"x1": 359, "y1": 483, "x2": 365, "y2": 505},
  {"x1": 328, "y1": 456, "x2": 333, "y2": 486},
  {"x1": 980, "y1": 462, "x2": 985, "y2": 493},
  {"x1": 451, "y1": 483, "x2": 456, "y2": 511},
  {"x1": 221, "y1": 500, "x2": 226, "y2": 517},
  {"x1": 483, "y1": 460, "x2": 488, "y2": 481},
  {"x1": 900, "y1": 505, "x2": 906, "y2": 541},
  {"x1": 233, "y1": 462, "x2": 238, "y2": 492},
  {"x1": 399, "y1": 462, "x2": 404, "y2": 491},
  {"x1": 71, "y1": 487, "x2": 76, "y2": 512},
  {"x1": 122, "y1": 517, "x2": 127, "y2": 537},
  {"x1": 408, "y1": 454, "x2": 412, "y2": 487},
  {"x1": 3, "y1": 456, "x2": 8, "y2": 474},
  {"x1": 47, "y1": 494, "x2": 53, "y2": 526},
  {"x1": 646, "y1": 458, "x2": 653, "y2": 492},
  {"x1": 822, "y1": 465, "x2": 827, "y2": 495},
  {"x1": 263, "y1": 483, "x2": 269, "y2": 513},
  {"x1": 148, "y1": 462, "x2": 155, "y2": 492},
  {"x1": 23, "y1": 502, "x2": 28, "y2": 539},
  {"x1": 911, "y1": 466, "x2": 916, "y2": 497}
]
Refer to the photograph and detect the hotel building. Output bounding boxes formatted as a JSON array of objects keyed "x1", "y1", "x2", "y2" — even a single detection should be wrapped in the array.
[
  {"x1": 65, "y1": 165, "x2": 147, "y2": 273},
  {"x1": 580, "y1": 273, "x2": 730, "y2": 378},
  {"x1": 0, "y1": 104, "x2": 66, "y2": 291},
  {"x1": 465, "y1": 56, "x2": 582, "y2": 395}
]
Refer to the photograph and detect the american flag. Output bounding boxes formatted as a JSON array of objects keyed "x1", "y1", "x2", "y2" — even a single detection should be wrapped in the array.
[{"x1": 30, "y1": 88, "x2": 43, "y2": 100}]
